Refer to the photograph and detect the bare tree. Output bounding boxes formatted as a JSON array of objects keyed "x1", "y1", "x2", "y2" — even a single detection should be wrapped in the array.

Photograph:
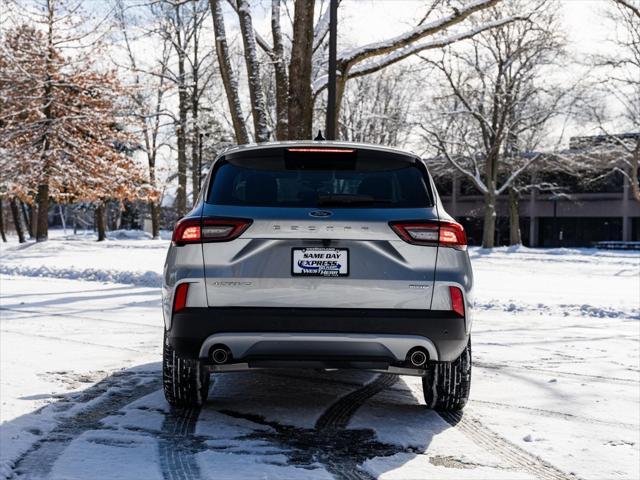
[
  {"x1": 210, "y1": 0, "x2": 250, "y2": 144},
  {"x1": 589, "y1": 0, "x2": 640, "y2": 202},
  {"x1": 288, "y1": 0, "x2": 316, "y2": 140},
  {"x1": 0, "y1": 200, "x2": 6, "y2": 242},
  {"x1": 338, "y1": 66, "x2": 413, "y2": 146},
  {"x1": 134, "y1": 0, "x2": 214, "y2": 216},
  {"x1": 9, "y1": 198, "x2": 26, "y2": 243},
  {"x1": 271, "y1": 0, "x2": 289, "y2": 139},
  {"x1": 419, "y1": 0, "x2": 573, "y2": 247},
  {"x1": 188, "y1": 0, "x2": 217, "y2": 203},
  {"x1": 114, "y1": 0, "x2": 173, "y2": 238},
  {"x1": 236, "y1": 0, "x2": 270, "y2": 141},
  {"x1": 210, "y1": 0, "x2": 521, "y2": 143},
  {"x1": 170, "y1": 1, "x2": 189, "y2": 216},
  {"x1": 312, "y1": 0, "x2": 524, "y2": 127}
]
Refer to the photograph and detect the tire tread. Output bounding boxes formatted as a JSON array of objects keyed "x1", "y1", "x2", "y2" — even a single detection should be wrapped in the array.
[
  {"x1": 423, "y1": 339, "x2": 471, "y2": 411},
  {"x1": 163, "y1": 332, "x2": 210, "y2": 407}
]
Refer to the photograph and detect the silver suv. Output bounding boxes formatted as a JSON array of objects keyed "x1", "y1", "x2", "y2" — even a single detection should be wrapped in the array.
[{"x1": 162, "y1": 141, "x2": 473, "y2": 411}]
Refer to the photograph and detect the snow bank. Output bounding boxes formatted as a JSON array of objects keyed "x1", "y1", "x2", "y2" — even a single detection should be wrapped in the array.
[
  {"x1": 476, "y1": 299, "x2": 639, "y2": 320},
  {"x1": 0, "y1": 264, "x2": 162, "y2": 288},
  {"x1": 1, "y1": 230, "x2": 167, "y2": 287}
]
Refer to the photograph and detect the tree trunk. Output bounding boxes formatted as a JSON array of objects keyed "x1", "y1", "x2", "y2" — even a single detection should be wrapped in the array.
[
  {"x1": 150, "y1": 201, "x2": 160, "y2": 239},
  {"x1": 332, "y1": 71, "x2": 348, "y2": 137},
  {"x1": 191, "y1": 95, "x2": 200, "y2": 206},
  {"x1": 287, "y1": 0, "x2": 315, "y2": 140},
  {"x1": 36, "y1": 184, "x2": 49, "y2": 242},
  {"x1": 175, "y1": 4, "x2": 188, "y2": 217},
  {"x1": 59, "y1": 204, "x2": 66, "y2": 233},
  {"x1": 95, "y1": 203, "x2": 106, "y2": 242},
  {"x1": 0, "y1": 199, "x2": 7, "y2": 242},
  {"x1": 29, "y1": 203, "x2": 38, "y2": 238},
  {"x1": 632, "y1": 137, "x2": 640, "y2": 202},
  {"x1": 20, "y1": 201, "x2": 32, "y2": 239},
  {"x1": 191, "y1": 3, "x2": 201, "y2": 206},
  {"x1": 482, "y1": 192, "x2": 496, "y2": 248},
  {"x1": 271, "y1": 0, "x2": 288, "y2": 140},
  {"x1": 10, "y1": 198, "x2": 26, "y2": 243},
  {"x1": 508, "y1": 188, "x2": 521, "y2": 246},
  {"x1": 210, "y1": 0, "x2": 250, "y2": 144},
  {"x1": 237, "y1": 0, "x2": 270, "y2": 142},
  {"x1": 36, "y1": 1, "x2": 54, "y2": 244},
  {"x1": 108, "y1": 203, "x2": 119, "y2": 231}
]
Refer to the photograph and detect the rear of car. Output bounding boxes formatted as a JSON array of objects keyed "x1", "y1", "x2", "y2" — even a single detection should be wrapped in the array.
[{"x1": 162, "y1": 142, "x2": 473, "y2": 410}]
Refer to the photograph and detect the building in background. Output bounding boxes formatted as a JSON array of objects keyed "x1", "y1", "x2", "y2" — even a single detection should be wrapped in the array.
[{"x1": 436, "y1": 133, "x2": 640, "y2": 247}]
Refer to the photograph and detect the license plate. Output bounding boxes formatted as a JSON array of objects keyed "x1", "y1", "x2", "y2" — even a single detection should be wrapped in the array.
[{"x1": 292, "y1": 248, "x2": 349, "y2": 277}]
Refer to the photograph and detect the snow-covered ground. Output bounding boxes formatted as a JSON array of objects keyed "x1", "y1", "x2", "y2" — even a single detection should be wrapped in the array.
[{"x1": 1, "y1": 231, "x2": 638, "y2": 480}]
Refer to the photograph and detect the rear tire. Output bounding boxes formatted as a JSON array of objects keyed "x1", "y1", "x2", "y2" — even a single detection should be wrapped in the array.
[
  {"x1": 422, "y1": 339, "x2": 471, "y2": 411},
  {"x1": 163, "y1": 331, "x2": 210, "y2": 407}
]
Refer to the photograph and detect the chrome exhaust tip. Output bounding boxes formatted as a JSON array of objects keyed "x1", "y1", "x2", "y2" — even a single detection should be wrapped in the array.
[
  {"x1": 408, "y1": 348, "x2": 428, "y2": 368},
  {"x1": 211, "y1": 345, "x2": 231, "y2": 364}
]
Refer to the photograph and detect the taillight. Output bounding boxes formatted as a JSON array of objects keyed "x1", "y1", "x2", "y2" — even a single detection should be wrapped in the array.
[
  {"x1": 173, "y1": 283, "x2": 189, "y2": 312},
  {"x1": 439, "y1": 222, "x2": 467, "y2": 248},
  {"x1": 449, "y1": 286, "x2": 465, "y2": 317},
  {"x1": 172, "y1": 218, "x2": 201, "y2": 245},
  {"x1": 172, "y1": 217, "x2": 252, "y2": 246},
  {"x1": 389, "y1": 220, "x2": 466, "y2": 250}
]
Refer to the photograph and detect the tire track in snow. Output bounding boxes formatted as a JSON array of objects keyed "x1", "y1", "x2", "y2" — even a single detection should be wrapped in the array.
[
  {"x1": 471, "y1": 399, "x2": 639, "y2": 430},
  {"x1": 158, "y1": 408, "x2": 204, "y2": 480},
  {"x1": 213, "y1": 374, "x2": 400, "y2": 480},
  {"x1": 313, "y1": 374, "x2": 399, "y2": 480},
  {"x1": 439, "y1": 410, "x2": 579, "y2": 480},
  {"x1": 0, "y1": 327, "x2": 148, "y2": 354},
  {"x1": 315, "y1": 374, "x2": 398, "y2": 431},
  {"x1": 474, "y1": 360, "x2": 639, "y2": 385},
  {"x1": 0, "y1": 306, "x2": 160, "y2": 330},
  {"x1": 10, "y1": 371, "x2": 161, "y2": 480}
]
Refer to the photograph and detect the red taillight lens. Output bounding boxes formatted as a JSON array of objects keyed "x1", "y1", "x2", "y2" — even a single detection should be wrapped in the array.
[
  {"x1": 389, "y1": 221, "x2": 466, "y2": 249},
  {"x1": 173, "y1": 283, "x2": 189, "y2": 312},
  {"x1": 449, "y1": 286, "x2": 465, "y2": 317},
  {"x1": 438, "y1": 222, "x2": 467, "y2": 248},
  {"x1": 172, "y1": 218, "x2": 201, "y2": 245},
  {"x1": 172, "y1": 217, "x2": 252, "y2": 245}
]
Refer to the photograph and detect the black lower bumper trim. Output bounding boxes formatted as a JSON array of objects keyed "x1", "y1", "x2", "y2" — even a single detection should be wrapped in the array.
[{"x1": 168, "y1": 307, "x2": 468, "y2": 363}]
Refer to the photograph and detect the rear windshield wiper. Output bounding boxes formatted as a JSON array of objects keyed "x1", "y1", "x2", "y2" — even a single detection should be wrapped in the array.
[{"x1": 318, "y1": 194, "x2": 391, "y2": 206}]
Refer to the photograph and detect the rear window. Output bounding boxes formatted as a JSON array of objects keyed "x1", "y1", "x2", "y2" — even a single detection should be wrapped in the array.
[{"x1": 206, "y1": 152, "x2": 432, "y2": 208}]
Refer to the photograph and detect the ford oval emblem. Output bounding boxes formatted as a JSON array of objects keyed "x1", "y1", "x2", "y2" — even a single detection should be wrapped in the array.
[{"x1": 309, "y1": 210, "x2": 333, "y2": 218}]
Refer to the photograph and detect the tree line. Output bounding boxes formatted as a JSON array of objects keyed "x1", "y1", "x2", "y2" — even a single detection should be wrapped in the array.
[{"x1": 0, "y1": 0, "x2": 637, "y2": 247}]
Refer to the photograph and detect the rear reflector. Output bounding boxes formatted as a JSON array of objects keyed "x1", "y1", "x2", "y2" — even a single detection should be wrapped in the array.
[
  {"x1": 173, "y1": 283, "x2": 189, "y2": 312},
  {"x1": 389, "y1": 220, "x2": 466, "y2": 249},
  {"x1": 172, "y1": 217, "x2": 252, "y2": 245},
  {"x1": 449, "y1": 286, "x2": 465, "y2": 317}
]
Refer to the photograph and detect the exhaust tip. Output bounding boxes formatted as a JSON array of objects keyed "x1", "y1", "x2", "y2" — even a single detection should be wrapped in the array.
[
  {"x1": 408, "y1": 348, "x2": 428, "y2": 368},
  {"x1": 211, "y1": 345, "x2": 231, "y2": 364}
]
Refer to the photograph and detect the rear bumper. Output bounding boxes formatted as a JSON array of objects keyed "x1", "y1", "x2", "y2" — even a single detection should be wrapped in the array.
[{"x1": 168, "y1": 307, "x2": 468, "y2": 363}]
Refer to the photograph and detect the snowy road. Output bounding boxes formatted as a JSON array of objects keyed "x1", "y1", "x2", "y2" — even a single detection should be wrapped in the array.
[{"x1": 1, "y1": 235, "x2": 639, "y2": 479}]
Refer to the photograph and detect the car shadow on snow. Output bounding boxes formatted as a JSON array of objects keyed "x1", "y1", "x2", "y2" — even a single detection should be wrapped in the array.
[{"x1": 4, "y1": 363, "x2": 456, "y2": 480}]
